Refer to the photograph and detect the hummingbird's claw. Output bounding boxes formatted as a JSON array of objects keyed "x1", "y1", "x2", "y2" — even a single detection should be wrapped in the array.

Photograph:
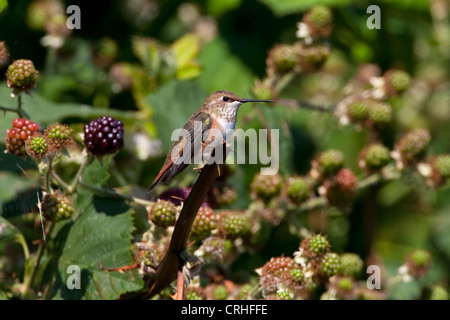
[{"x1": 179, "y1": 251, "x2": 204, "y2": 288}]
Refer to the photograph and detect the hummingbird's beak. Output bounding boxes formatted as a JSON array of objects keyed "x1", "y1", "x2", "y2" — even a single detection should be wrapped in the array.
[{"x1": 241, "y1": 98, "x2": 273, "y2": 103}]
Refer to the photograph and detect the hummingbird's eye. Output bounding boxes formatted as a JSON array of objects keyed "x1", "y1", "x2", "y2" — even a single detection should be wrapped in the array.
[{"x1": 222, "y1": 96, "x2": 229, "y2": 102}]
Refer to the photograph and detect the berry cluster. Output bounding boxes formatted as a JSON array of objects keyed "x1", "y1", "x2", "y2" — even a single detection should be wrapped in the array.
[{"x1": 83, "y1": 116, "x2": 124, "y2": 156}]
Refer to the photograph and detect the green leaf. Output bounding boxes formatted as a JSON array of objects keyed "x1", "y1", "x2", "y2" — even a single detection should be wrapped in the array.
[
  {"x1": 258, "y1": 0, "x2": 351, "y2": 16},
  {"x1": 132, "y1": 37, "x2": 161, "y2": 74},
  {"x1": 54, "y1": 204, "x2": 143, "y2": 299},
  {"x1": 0, "y1": 0, "x2": 7, "y2": 13},
  {"x1": 172, "y1": 33, "x2": 201, "y2": 80},
  {"x1": 74, "y1": 156, "x2": 112, "y2": 211},
  {"x1": 0, "y1": 85, "x2": 139, "y2": 132},
  {"x1": 0, "y1": 171, "x2": 36, "y2": 212},
  {"x1": 387, "y1": 279, "x2": 421, "y2": 300},
  {"x1": 0, "y1": 216, "x2": 21, "y2": 252},
  {"x1": 195, "y1": 37, "x2": 255, "y2": 94},
  {"x1": 207, "y1": 0, "x2": 241, "y2": 16},
  {"x1": 261, "y1": 105, "x2": 294, "y2": 175},
  {"x1": 145, "y1": 80, "x2": 206, "y2": 152},
  {"x1": 431, "y1": 207, "x2": 450, "y2": 261}
]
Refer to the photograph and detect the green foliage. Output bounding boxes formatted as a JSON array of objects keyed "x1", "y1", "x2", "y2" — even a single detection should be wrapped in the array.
[
  {"x1": 0, "y1": 0, "x2": 7, "y2": 13},
  {"x1": 259, "y1": 0, "x2": 352, "y2": 16}
]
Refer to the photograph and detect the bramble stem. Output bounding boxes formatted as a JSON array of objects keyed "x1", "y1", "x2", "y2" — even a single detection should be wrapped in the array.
[
  {"x1": 77, "y1": 180, "x2": 154, "y2": 207},
  {"x1": 21, "y1": 222, "x2": 54, "y2": 299}
]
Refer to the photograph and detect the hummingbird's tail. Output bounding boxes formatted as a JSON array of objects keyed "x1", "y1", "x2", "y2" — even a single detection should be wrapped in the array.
[{"x1": 148, "y1": 162, "x2": 189, "y2": 191}]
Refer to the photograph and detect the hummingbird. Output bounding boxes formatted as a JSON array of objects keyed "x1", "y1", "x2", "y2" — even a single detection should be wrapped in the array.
[{"x1": 148, "y1": 90, "x2": 272, "y2": 191}]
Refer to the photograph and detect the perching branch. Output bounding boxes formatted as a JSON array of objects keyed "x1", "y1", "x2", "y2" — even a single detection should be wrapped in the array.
[{"x1": 139, "y1": 162, "x2": 221, "y2": 299}]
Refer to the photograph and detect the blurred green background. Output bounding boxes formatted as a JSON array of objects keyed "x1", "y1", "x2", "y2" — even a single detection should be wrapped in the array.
[{"x1": 0, "y1": 0, "x2": 449, "y2": 300}]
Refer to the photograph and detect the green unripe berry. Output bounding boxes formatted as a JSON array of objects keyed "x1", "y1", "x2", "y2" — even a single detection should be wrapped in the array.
[
  {"x1": 252, "y1": 81, "x2": 274, "y2": 101},
  {"x1": 213, "y1": 285, "x2": 228, "y2": 300},
  {"x1": 321, "y1": 253, "x2": 341, "y2": 277},
  {"x1": 430, "y1": 285, "x2": 449, "y2": 300},
  {"x1": 269, "y1": 44, "x2": 298, "y2": 74},
  {"x1": 337, "y1": 277, "x2": 353, "y2": 291},
  {"x1": 348, "y1": 102, "x2": 369, "y2": 122},
  {"x1": 251, "y1": 172, "x2": 283, "y2": 202},
  {"x1": 47, "y1": 124, "x2": 71, "y2": 140},
  {"x1": 364, "y1": 144, "x2": 391, "y2": 169},
  {"x1": 369, "y1": 103, "x2": 392, "y2": 125},
  {"x1": 290, "y1": 268, "x2": 304, "y2": 283},
  {"x1": 411, "y1": 249, "x2": 431, "y2": 267},
  {"x1": 308, "y1": 234, "x2": 330, "y2": 255},
  {"x1": 276, "y1": 290, "x2": 292, "y2": 300},
  {"x1": 396, "y1": 128, "x2": 430, "y2": 163},
  {"x1": 434, "y1": 155, "x2": 450, "y2": 178},
  {"x1": 308, "y1": 6, "x2": 332, "y2": 27},
  {"x1": 286, "y1": 177, "x2": 310, "y2": 204},
  {"x1": 150, "y1": 199, "x2": 177, "y2": 227},
  {"x1": 185, "y1": 290, "x2": 203, "y2": 300},
  {"x1": 389, "y1": 70, "x2": 411, "y2": 92},
  {"x1": 220, "y1": 214, "x2": 250, "y2": 239},
  {"x1": 318, "y1": 149, "x2": 345, "y2": 176},
  {"x1": 340, "y1": 253, "x2": 364, "y2": 278},
  {"x1": 27, "y1": 136, "x2": 48, "y2": 158}
]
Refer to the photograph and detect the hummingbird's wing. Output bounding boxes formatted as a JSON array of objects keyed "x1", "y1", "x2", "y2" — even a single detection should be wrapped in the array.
[{"x1": 148, "y1": 111, "x2": 212, "y2": 191}]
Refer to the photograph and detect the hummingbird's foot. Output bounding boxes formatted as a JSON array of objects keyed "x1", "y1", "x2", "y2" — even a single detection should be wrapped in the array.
[
  {"x1": 179, "y1": 251, "x2": 204, "y2": 288},
  {"x1": 222, "y1": 138, "x2": 237, "y2": 153}
]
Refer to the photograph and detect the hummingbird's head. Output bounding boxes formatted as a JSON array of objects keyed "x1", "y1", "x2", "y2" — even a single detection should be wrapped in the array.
[{"x1": 203, "y1": 90, "x2": 272, "y2": 111}]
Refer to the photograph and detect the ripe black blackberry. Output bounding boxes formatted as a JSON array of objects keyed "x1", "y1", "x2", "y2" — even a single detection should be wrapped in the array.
[{"x1": 83, "y1": 116, "x2": 124, "y2": 156}]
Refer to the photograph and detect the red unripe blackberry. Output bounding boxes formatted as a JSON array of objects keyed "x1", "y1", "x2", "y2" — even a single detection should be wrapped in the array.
[
  {"x1": 5, "y1": 118, "x2": 40, "y2": 156},
  {"x1": 262, "y1": 256, "x2": 297, "y2": 277},
  {"x1": 83, "y1": 116, "x2": 124, "y2": 156}
]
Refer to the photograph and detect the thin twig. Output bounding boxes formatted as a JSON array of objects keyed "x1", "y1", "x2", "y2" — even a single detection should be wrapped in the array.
[{"x1": 276, "y1": 97, "x2": 335, "y2": 112}]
